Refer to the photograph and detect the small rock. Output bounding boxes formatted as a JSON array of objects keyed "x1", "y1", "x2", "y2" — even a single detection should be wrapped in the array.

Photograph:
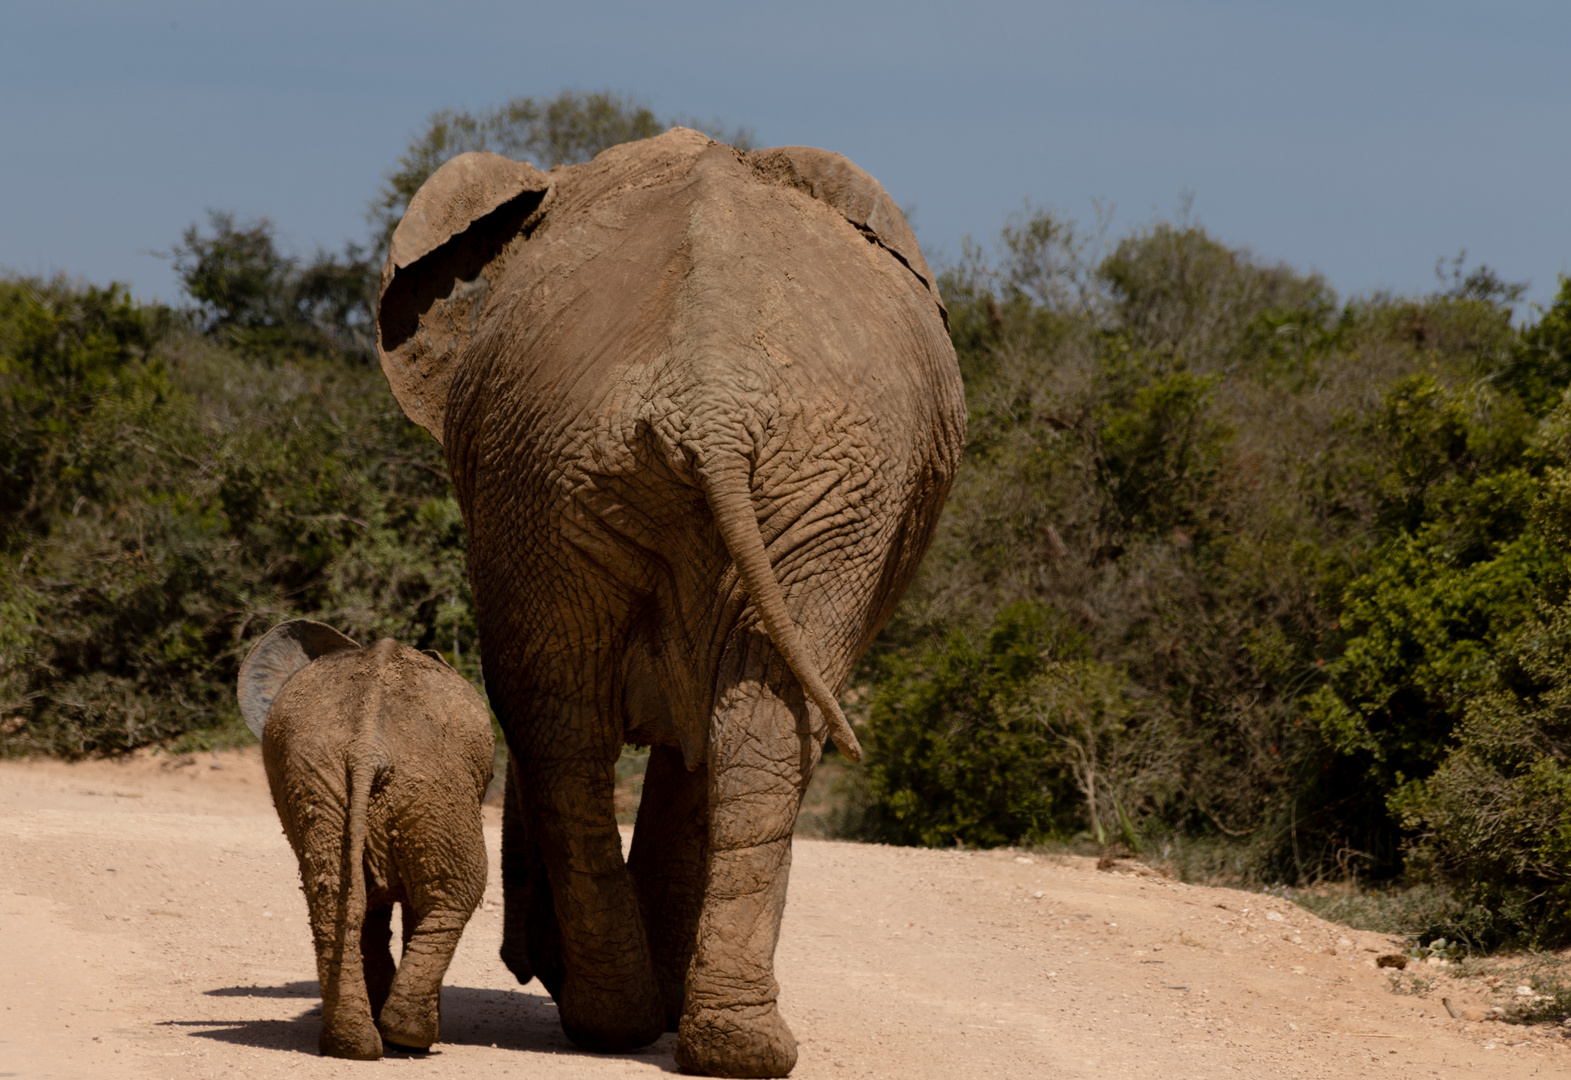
[
  {"x1": 1376, "y1": 954, "x2": 1408, "y2": 969},
  {"x1": 1516, "y1": 985, "x2": 1535, "y2": 997},
  {"x1": 1291, "y1": 965, "x2": 1307, "y2": 975},
  {"x1": 1337, "y1": 937, "x2": 1356, "y2": 952},
  {"x1": 1014, "y1": 856, "x2": 1034, "y2": 865},
  {"x1": 1151, "y1": 944, "x2": 1163, "y2": 951},
  {"x1": 1032, "y1": 890, "x2": 1045, "y2": 899},
  {"x1": 1265, "y1": 911, "x2": 1285, "y2": 922}
]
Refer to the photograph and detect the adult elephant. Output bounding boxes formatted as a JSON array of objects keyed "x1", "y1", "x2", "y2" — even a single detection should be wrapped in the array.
[{"x1": 376, "y1": 128, "x2": 964, "y2": 1077}]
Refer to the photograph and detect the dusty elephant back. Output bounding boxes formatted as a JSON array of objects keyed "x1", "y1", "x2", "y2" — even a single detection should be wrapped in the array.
[
  {"x1": 464, "y1": 137, "x2": 959, "y2": 435},
  {"x1": 264, "y1": 640, "x2": 493, "y2": 781},
  {"x1": 376, "y1": 128, "x2": 960, "y2": 457}
]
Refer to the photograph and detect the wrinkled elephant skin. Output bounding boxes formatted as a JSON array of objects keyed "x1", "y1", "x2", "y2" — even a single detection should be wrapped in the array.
[
  {"x1": 376, "y1": 130, "x2": 965, "y2": 1076},
  {"x1": 237, "y1": 620, "x2": 495, "y2": 1059}
]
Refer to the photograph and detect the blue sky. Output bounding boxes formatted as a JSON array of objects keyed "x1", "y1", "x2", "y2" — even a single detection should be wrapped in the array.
[{"x1": 2, "y1": 1, "x2": 1567, "y2": 309}]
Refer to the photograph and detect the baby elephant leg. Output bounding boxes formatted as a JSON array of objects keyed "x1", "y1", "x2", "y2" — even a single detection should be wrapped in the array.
[
  {"x1": 376, "y1": 828, "x2": 487, "y2": 1050},
  {"x1": 300, "y1": 815, "x2": 382, "y2": 1060},
  {"x1": 376, "y1": 907, "x2": 467, "y2": 1048},
  {"x1": 361, "y1": 904, "x2": 396, "y2": 1019}
]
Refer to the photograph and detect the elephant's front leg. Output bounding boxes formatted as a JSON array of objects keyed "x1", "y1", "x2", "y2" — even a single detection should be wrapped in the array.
[
  {"x1": 676, "y1": 631, "x2": 820, "y2": 1078},
  {"x1": 524, "y1": 735, "x2": 665, "y2": 1051}
]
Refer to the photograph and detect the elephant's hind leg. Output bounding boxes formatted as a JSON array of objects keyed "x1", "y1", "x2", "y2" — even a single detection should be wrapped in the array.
[
  {"x1": 299, "y1": 815, "x2": 382, "y2": 1060},
  {"x1": 361, "y1": 903, "x2": 395, "y2": 1020},
  {"x1": 376, "y1": 904, "x2": 467, "y2": 1050},
  {"x1": 628, "y1": 743, "x2": 709, "y2": 1030},
  {"x1": 501, "y1": 754, "x2": 565, "y2": 996},
  {"x1": 523, "y1": 744, "x2": 664, "y2": 1052},
  {"x1": 377, "y1": 825, "x2": 487, "y2": 1051},
  {"x1": 676, "y1": 631, "x2": 818, "y2": 1079}
]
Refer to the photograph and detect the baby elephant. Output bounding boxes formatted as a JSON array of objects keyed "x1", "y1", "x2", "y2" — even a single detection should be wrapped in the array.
[{"x1": 238, "y1": 620, "x2": 495, "y2": 1059}]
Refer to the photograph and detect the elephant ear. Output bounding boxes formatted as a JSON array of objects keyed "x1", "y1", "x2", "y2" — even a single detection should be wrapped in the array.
[
  {"x1": 237, "y1": 620, "x2": 360, "y2": 739},
  {"x1": 745, "y1": 145, "x2": 945, "y2": 324},
  {"x1": 377, "y1": 152, "x2": 551, "y2": 444}
]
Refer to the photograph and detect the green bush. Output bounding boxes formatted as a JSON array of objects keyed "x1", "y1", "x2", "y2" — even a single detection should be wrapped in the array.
[
  {"x1": 1391, "y1": 595, "x2": 1571, "y2": 947},
  {"x1": 0, "y1": 275, "x2": 476, "y2": 756},
  {"x1": 855, "y1": 209, "x2": 1571, "y2": 923},
  {"x1": 857, "y1": 601, "x2": 1175, "y2": 848}
]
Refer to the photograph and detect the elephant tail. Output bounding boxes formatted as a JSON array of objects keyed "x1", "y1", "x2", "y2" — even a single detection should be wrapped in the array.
[
  {"x1": 699, "y1": 456, "x2": 864, "y2": 763},
  {"x1": 342, "y1": 745, "x2": 376, "y2": 965}
]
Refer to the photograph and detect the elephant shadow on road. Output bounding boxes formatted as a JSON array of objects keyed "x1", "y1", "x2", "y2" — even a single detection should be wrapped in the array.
[{"x1": 166, "y1": 980, "x2": 679, "y2": 1068}]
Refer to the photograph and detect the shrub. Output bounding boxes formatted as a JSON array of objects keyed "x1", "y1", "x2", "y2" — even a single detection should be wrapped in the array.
[
  {"x1": 0, "y1": 276, "x2": 476, "y2": 756},
  {"x1": 1391, "y1": 596, "x2": 1571, "y2": 947},
  {"x1": 857, "y1": 601, "x2": 1176, "y2": 848}
]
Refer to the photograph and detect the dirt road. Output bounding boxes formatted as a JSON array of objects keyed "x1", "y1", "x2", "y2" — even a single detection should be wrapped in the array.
[{"x1": 0, "y1": 749, "x2": 1561, "y2": 1079}]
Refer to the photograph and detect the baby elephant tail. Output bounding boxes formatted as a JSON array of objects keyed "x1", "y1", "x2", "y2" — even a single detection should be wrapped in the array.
[
  {"x1": 343, "y1": 745, "x2": 378, "y2": 964},
  {"x1": 318, "y1": 740, "x2": 390, "y2": 1060},
  {"x1": 699, "y1": 455, "x2": 863, "y2": 763}
]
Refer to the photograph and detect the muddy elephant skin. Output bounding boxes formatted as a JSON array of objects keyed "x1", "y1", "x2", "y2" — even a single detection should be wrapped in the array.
[
  {"x1": 376, "y1": 129, "x2": 965, "y2": 1076},
  {"x1": 237, "y1": 620, "x2": 495, "y2": 1059}
]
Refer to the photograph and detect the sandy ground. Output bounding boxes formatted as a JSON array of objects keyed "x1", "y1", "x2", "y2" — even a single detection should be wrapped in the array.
[{"x1": 1, "y1": 749, "x2": 1564, "y2": 1079}]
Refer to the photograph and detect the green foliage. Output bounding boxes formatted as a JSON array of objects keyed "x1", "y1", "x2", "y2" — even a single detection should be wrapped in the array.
[
  {"x1": 860, "y1": 602, "x2": 1086, "y2": 847},
  {"x1": 855, "y1": 207, "x2": 1571, "y2": 938},
  {"x1": 368, "y1": 89, "x2": 754, "y2": 253},
  {"x1": 0, "y1": 278, "x2": 170, "y2": 533},
  {"x1": 859, "y1": 601, "x2": 1176, "y2": 849},
  {"x1": 1503, "y1": 276, "x2": 1571, "y2": 412},
  {"x1": 170, "y1": 211, "x2": 377, "y2": 359},
  {"x1": 0, "y1": 275, "x2": 476, "y2": 756},
  {"x1": 1391, "y1": 595, "x2": 1571, "y2": 947},
  {"x1": 1094, "y1": 361, "x2": 1227, "y2": 538}
]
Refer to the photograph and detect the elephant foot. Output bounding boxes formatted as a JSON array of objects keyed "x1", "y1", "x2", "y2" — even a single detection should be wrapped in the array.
[
  {"x1": 377, "y1": 996, "x2": 439, "y2": 1051},
  {"x1": 382, "y1": 1040, "x2": 431, "y2": 1055},
  {"x1": 319, "y1": 1019, "x2": 382, "y2": 1060},
  {"x1": 558, "y1": 977, "x2": 664, "y2": 1053},
  {"x1": 675, "y1": 1002, "x2": 797, "y2": 1078}
]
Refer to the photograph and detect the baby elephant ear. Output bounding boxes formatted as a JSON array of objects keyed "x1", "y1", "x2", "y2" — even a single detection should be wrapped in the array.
[
  {"x1": 237, "y1": 620, "x2": 360, "y2": 739},
  {"x1": 745, "y1": 145, "x2": 944, "y2": 322},
  {"x1": 377, "y1": 152, "x2": 551, "y2": 445}
]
